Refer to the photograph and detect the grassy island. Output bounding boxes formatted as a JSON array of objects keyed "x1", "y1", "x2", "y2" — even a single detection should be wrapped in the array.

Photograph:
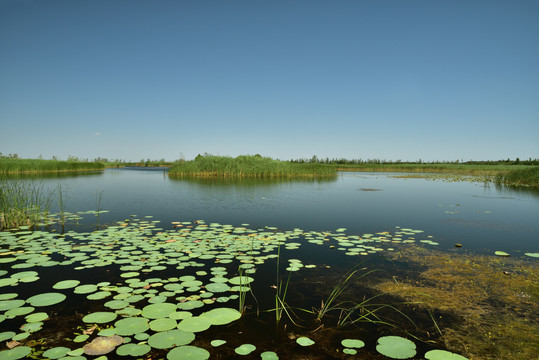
[
  {"x1": 168, "y1": 154, "x2": 337, "y2": 178},
  {"x1": 0, "y1": 158, "x2": 105, "y2": 174}
]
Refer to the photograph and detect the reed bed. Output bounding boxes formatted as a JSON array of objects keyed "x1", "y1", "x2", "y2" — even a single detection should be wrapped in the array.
[
  {"x1": 0, "y1": 179, "x2": 55, "y2": 229},
  {"x1": 335, "y1": 163, "x2": 529, "y2": 176},
  {"x1": 168, "y1": 155, "x2": 337, "y2": 178},
  {"x1": 0, "y1": 159, "x2": 105, "y2": 174},
  {"x1": 495, "y1": 166, "x2": 539, "y2": 187}
]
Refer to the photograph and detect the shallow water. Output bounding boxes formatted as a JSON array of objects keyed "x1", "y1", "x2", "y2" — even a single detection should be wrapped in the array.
[{"x1": 0, "y1": 168, "x2": 537, "y2": 359}]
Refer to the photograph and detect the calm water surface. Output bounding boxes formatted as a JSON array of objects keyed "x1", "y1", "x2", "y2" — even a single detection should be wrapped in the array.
[{"x1": 34, "y1": 167, "x2": 539, "y2": 254}]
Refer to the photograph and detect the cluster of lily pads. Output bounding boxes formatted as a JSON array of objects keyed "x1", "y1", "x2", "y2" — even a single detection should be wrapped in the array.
[{"x1": 0, "y1": 215, "x2": 483, "y2": 359}]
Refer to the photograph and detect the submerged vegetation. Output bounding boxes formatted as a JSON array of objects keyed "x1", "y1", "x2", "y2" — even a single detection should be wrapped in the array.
[
  {"x1": 495, "y1": 166, "x2": 539, "y2": 187},
  {"x1": 376, "y1": 246, "x2": 538, "y2": 360},
  {"x1": 169, "y1": 154, "x2": 337, "y2": 178},
  {"x1": 0, "y1": 159, "x2": 104, "y2": 174}
]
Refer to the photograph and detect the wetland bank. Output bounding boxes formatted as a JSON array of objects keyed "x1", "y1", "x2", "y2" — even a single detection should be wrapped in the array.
[{"x1": 0, "y1": 166, "x2": 538, "y2": 359}]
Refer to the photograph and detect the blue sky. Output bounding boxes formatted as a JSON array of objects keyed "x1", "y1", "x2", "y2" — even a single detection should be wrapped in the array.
[{"x1": 1, "y1": 0, "x2": 538, "y2": 162}]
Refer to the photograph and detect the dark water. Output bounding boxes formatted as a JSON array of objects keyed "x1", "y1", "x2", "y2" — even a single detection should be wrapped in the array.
[{"x1": 24, "y1": 167, "x2": 539, "y2": 254}]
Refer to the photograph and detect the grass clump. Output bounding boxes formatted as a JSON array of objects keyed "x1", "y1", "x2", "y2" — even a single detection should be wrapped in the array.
[
  {"x1": 495, "y1": 166, "x2": 539, "y2": 187},
  {"x1": 168, "y1": 154, "x2": 337, "y2": 178},
  {"x1": 0, "y1": 159, "x2": 105, "y2": 174},
  {"x1": 0, "y1": 179, "x2": 55, "y2": 229}
]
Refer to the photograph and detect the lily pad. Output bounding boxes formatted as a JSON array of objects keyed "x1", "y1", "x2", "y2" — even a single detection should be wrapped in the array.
[
  {"x1": 26, "y1": 292, "x2": 66, "y2": 307},
  {"x1": 116, "y1": 343, "x2": 151, "y2": 357},
  {"x1": 296, "y1": 337, "x2": 315, "y2": 346},
  {"x1": 425, "y1": 349, "x2": 469, "y2": 359},
  {"x1": 495, "y1": 251, "x2": 510, "y2": 257},
  {"x1": 177, "y1": 316, "x2": 212, "y2": 332},
  {"x1": 376, "y1": 336, "x2": 416, "y2": 359},
  {"x1": 53, "y1": 280, "x2": 80, "y2": 289},
  {"x1": 200, "y1": 307, "x2": 241, "y2": 325},
  {"x1": 42, "y1": 347, "x2": 71, "y2": 359},
  {"x1": 235, "y1": 344, "x2": 256, "y2": 355},
  {"x1": 149, "y1": 317, "x2": 177, "y2": 332},
  {"x1": 167, "y1": 345, "x2": 210, "y2": 360},
  {"x1": 0, "y1": 346, "x2": 32, "y2": 359},
  {"x1": 83, "y1": 335, "x2": 124, "y2": 355},
  {"x1": 141, "y1": 302, "x2": 177, "y2": 319},
  {"x1": 341, "y1": 338, "x2": 365, "y2": 348},
  {"x1": 82, "y1": 311, "x2": 117, "y2": 324},
  {"x1": 148, "y1": 329, "x2": 195, "y2": 349},
  {"x1": 261, "y1": 351, "x2": 279, "y2": 360},
  {"x1": 211, "y1": 339, "x2": 226, "y2": 347},
  {"x1": 114, "y1": 317, "x2": 149, "y2": 335}
]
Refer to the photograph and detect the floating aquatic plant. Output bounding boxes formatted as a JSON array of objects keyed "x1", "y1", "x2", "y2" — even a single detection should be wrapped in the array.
[
  {"x1": 376, "y1": 336, "x2": 416, "y2": 359},
  {"x1": 296, "y1": 337, "x2": 315, "y2": 346}
]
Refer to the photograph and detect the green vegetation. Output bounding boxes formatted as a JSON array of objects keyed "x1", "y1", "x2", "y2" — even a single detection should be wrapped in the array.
[
  {"x1": 495, "y1": 166, "x2": 539, "y2": 187},
  {"x1": 168, "y1": 154, "x2": 337, "y2": 178},
  {"x1": 0, "y1": 179, "x2": 55, "y2": 229},
  {"x1": 0, "y1": 158, "x2": 104, "y2": 174},
  {"x1": 333, "y1": 162, "x2": 531, "y2": 175}
]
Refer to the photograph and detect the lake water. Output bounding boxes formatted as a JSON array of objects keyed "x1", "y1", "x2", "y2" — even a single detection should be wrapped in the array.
[
  {"x1": 37, "y1": 168, "x2": 539, "y2": 254},
  {"x1": 1, "y1": 168, "x2": 537, "y2": 359}
]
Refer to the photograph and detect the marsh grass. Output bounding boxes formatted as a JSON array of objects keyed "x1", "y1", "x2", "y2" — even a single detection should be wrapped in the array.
[
  {"x1": 335, "y1": 163, "x2": 530, "y2": 176},
  {"x1": 0, "y1": 179, "x2": 55, "y2": 229},
  {"x1": 495, "y1": 166, "x2": 539, "y2": 187},
  {"x1": 0, "y1": 159, "x2": 105, "y2": 174},
  {"x1": 169, "y1": 155, "x2": 337, "y2": 178}
]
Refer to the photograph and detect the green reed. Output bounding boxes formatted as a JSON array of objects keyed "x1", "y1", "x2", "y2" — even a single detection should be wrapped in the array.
[
  {"x1": 335, "y1": 163, "x2": 530, "y2": 176},
  {"x1": 0, "y1": 158, "x2": 105, "y2": 174},
  {"x1": 168, "y1": 155, "x2": 337, "y2": 178},
  {"x1": 495, "y1": 166, "x2": 539, "y2": 187},
  {"x1": 0, "y1": 179, "x2": 56, "y2": 230}
]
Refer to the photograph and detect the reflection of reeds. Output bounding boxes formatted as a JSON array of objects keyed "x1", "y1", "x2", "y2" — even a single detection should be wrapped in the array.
[
  {"x1": 0, "y1": 179, "x2": 55, "y2": 229},
  {"x1": 169, "y1": 155, "x2": 337, "y2": 178}
]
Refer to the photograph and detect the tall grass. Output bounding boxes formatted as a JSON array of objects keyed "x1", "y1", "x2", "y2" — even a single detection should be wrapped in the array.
[
  {"x1": 334, "y1": 163, "x2": 531, "y2": 176},
  {"x1": 0, "y1": 179, "x2": 55, "y2": 230},
  {"x1": 495, "y1": 166, "x2": 539, "y2": 187},
  {"x1": 0, "y1": 159, "x2": 105, "y2": 174},
  {"x1": 168, "y1": 155, "x2": 337, "y2": 178}
]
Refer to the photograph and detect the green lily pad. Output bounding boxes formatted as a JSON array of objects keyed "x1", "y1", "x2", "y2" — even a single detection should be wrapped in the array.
[
  {"x1": 0, "y1": 346, "x2": 32, "y2": 359},
  {"x1": 25, "y1": 312, "x2": 49, "y2": 323},
  {"x1": 0, "y1": 299, "x2": 25, "y2": 311},
  {"x1": 167, "y1": 345, "x2": 210, "y2": 360},
  {"x1": 149, "y1": 317, "x2": 177, "y2": 332},
  {"x1": 148, "y1": 329, "x2": 195, "y2": 349},
  {"x1": 235, "y1": 344, "x2": 256, "y2": 355},
  {"x1": 177, "y1": 316, "x2": 212, "y2": 332},
  {"x1": 42, "y1": 346, "x2": 71, "y2": 359},
  {"x1": 26, "y1": 292, "x2": 66, "y2": 307},
  {"x1": 376, "y1": 336, "x2": 416, "y2": 359},
  {"x1": 0, "y1": 331, "x2": 16, "y2": 342},
  {"x1": 82, "y1": 312, "x2": 117, "y2": 324},
  {"x1": 141, "y1": 302, "x2": 177, "y2": 319},
  {"x1": 495, "y1": 251, "x2": 510, "y2": 257},
  {"x1": 5, "y1": 306, "x2": 34, "y2": 318},
  {"x1": 116, "y1": 343, "x2": 151, "y2": 357},
  {"x1": 524, "y1": 252, "x2": 539, "y2": 258},
  {"x1": 200, "y1": 307, "x2": 241, "y2": 325},
  {"x1": 114, "y1": 317, "x2": 149, "y2": 335},
  {"x1": 261, "y1": 351, "x2": 279, "y2": 360},
  {"x1": 425, "y1": 349, "x2": 469, "y2": 359},
  {"x1": 211, "y1": 339, "x2": 226, "y2": 347},
  {"x1": 296, "y1": 337, "x2": 315, "y2": 346},
  {"x1": 53, "y1": 280, "x2": 80, "y2": 289},
  {"x1": 341, "y1": 338, "x2": 365, "y2": 348}
]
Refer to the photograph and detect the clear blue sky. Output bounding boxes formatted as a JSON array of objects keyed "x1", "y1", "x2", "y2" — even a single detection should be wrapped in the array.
[{"x1": 1, "y1": 0, "x2": 538, "y2": 162}]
